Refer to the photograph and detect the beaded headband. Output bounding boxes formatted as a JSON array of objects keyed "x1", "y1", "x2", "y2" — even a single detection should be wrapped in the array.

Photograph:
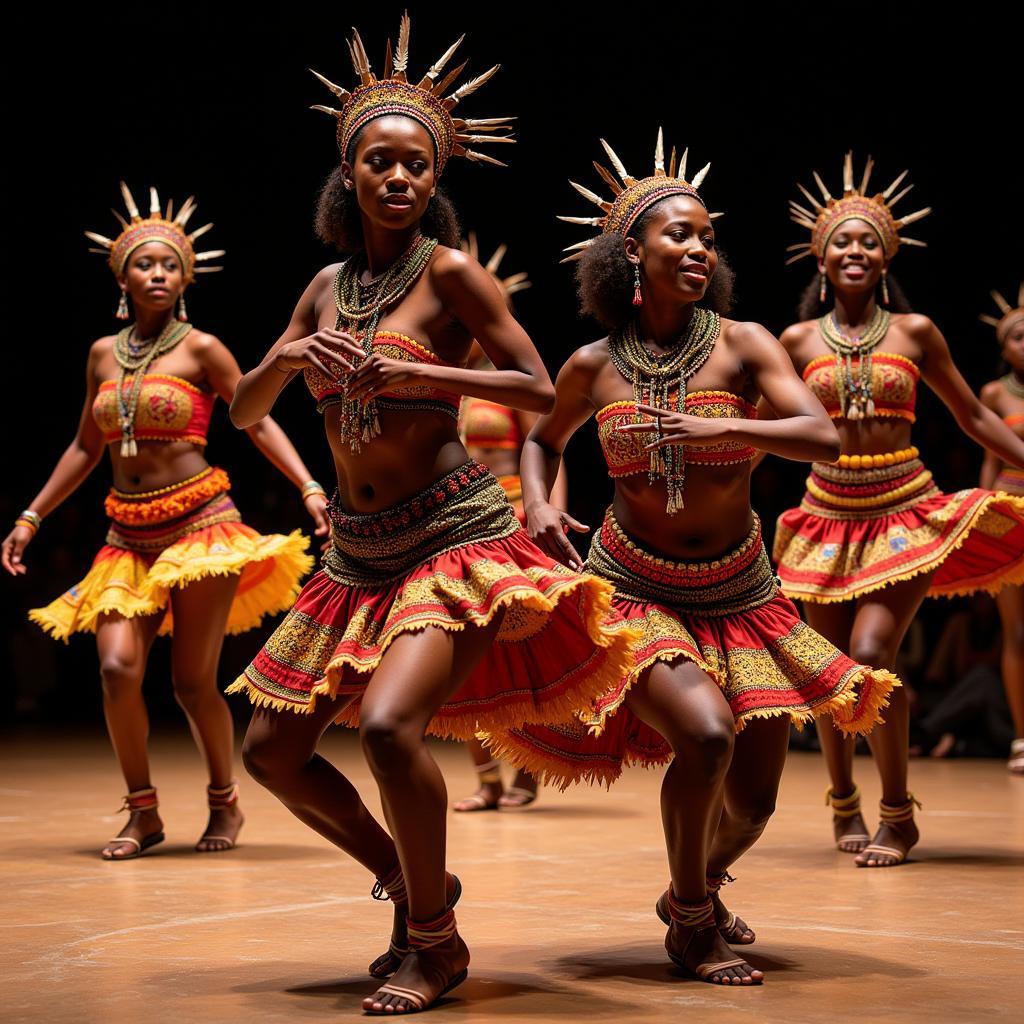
[
  {"x1": 310, "y1": 13, "x2": 514, "y2": 175},
  {"x1": 84, "y1": 182, "x2": 224, "y2": 284},
  {"x1": 980, "y1": 283, "x2": 1024, "y2": 342},
  {"x1": 787, "y1": 153, "x2": 931, "y2": 264},
  {"x1": 461, "y1": 233, "x2": 531, "y2": 302},
  {"x1": 558, "y1": 130, "x2": 719, "y2": 264}
]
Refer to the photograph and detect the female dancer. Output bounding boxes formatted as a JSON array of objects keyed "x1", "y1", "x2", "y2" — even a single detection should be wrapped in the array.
[
  {"x1": 224, "y1": 18, "x2": 633, "y2": 1015},
  {"x1": 978, "y1": 284, "x2": 1024, "y2": 773},
  {"x1": 774, "y1": 156, "x2": 1024, "y2": 864},
  {"x1": 2, "y1": 184, "x2": 320, "y2": 859},
  {"x1": 487, "y1": 132, "x2": 898, "y2": 986},
  {"x1": 453, "y1": 235, "x2": 548, "y2": 812}
]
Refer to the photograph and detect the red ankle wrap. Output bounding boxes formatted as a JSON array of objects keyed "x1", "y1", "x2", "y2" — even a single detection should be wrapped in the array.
[
  {"x1": 407, "y1": 909, "x2": 458, "y2": 951},
  {"x1": 207, "y1": 782, "x2": 239, "y2": 809},
  {"x1": 120, "y1": 787, "x2": 158, "y2": 813},
  {"x1": 666, "y1": 890, "x2": 716, "y2": 929},
  {"x1": 372, "y1": 864, "x2": 408, "y2": 905}
]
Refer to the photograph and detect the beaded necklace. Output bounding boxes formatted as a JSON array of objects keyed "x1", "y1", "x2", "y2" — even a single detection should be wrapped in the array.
[
  {"x1": 817, "y1": 306, "x2": 891, "y2": 420},
  {"x1": 332, "y1": 235, "x2": 438, "y2": 452},
  {"x1": 112, "y1": 320, "x2": 193, "y2": 456},
  {"x1": 608, "y1": 308, "x2": 720, "y2": 513},
  {"x1": 1001, "y1": 372, "x2": 1024, "y2": 401}
]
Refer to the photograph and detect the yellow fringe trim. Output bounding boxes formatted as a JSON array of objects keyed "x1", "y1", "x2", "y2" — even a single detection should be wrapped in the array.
[
  {"x1": 226, "y1": 571, "x2": 641, "y2": 742},
  {"x1": 778, "y1": 491, "x2": 1024, "y2": 604}
]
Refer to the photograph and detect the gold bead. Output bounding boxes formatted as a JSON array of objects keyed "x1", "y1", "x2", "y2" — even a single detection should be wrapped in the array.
[
  {"x1": 849, "y1": 455, "x2": 863, "y2": 470},
  {"x1": 884, "y1": 453, "x2": 895, "y2": 466}
]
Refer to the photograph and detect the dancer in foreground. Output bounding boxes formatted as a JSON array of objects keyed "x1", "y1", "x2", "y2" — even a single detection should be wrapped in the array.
[
  {"x1": 487, "y1": 132, "x2": 898, "y2": 986},
  {"x1": 774, "y1": 156, "x2": 1024, "y2": 864},
  {"x1": 225, "y1": 18, "x2": 633, "y2": 1015},
  {"x1": 2, "y1": 184, "x2": 319, "y2": 858},
  {"x1": 978, "y1": 284, "x2": 1024, "y2": 773},
  {"x1": 453, "y1": 235, "x2": 547, "y2": 811}
]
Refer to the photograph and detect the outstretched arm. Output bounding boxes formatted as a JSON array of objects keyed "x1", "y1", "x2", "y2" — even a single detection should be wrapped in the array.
[
  {"x1": 346, "y1": 249, "x2": 554, "y2": 414},
  {"x1": 916, "y1": 316, "x2": 1024, "y2": 471},
  {"x1": 199, "y1": 333, "x2": 329, "y2": 540},
  {"x1": 2, "y1": 342, "x2": 107, "y2": 575}
]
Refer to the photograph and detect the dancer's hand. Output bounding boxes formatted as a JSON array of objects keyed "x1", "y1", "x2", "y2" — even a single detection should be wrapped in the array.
[
  {"x1": 616, "y1": 404, "x2": 736, "y2": 450},
  {"x1": 1, "y1": 526, "x2": 33, "y2": 576},
  {"x1": 345, "y1": 354, "x2": 419, "y2": 403},
  {"x1": 303, "y1": 493, "x2": 332, "y2": 551},
  {"x1": 527, "y1": 502, "x2": 588, "y2": 571},
  {"x1": 272, "y1": 329, "x2": 363, "y2": 377}
]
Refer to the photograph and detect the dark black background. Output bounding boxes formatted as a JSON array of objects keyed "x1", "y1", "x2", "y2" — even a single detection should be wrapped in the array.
[{"x1": 3, "y1": 4, "x2": 1019, "y2": 723}]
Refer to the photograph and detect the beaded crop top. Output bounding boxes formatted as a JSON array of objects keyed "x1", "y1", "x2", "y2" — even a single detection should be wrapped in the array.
[
  {"x1": 304, "y1": 331, "x2": 461, "y2": 419},
  {"x1": 803, "y1": 352, "x2": 919, "y2": 422},
  {"x1": 596, "y1": 391, "x2": 758, "y2": 477},
  {"x1": 92, "y1": 374, "x2": 216, "y2": 446},
  {"x1": 461, "y1": 397, "x2": 524, "y2": 450}
]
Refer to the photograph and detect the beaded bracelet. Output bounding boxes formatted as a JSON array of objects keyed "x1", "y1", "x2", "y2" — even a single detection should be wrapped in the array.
[
  {"x1": 301, "y1": 480, "x2": 327, "y2": 499},
  {"x1": 15, "y1": 510, "x2": 41, "y2": 535}
]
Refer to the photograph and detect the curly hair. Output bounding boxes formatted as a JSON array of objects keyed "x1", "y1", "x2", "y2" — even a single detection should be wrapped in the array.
[
  {"x1": 575, "y1": 203, "x2": 735, "y2": 331},
  {"x1": 314, "y1": 165, "x2": 461, "y2": 253},
  {"x1": 797, "y1": 271, "x2": 913, "y2": 321}
]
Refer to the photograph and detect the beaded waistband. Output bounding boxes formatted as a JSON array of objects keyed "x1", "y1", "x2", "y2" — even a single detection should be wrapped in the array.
[
  {"x1": 322, "y1": 461, "x2": 520, "y2": 585},
  {"x1": 832, "y1": 446, "x2": 919, "y2": 471},
  {"x1": 587, "y1": 510, "x2": 778, "y2": 616},
  {"x1": 801, "y1": 458, "x2": 939, "y2": 519}
]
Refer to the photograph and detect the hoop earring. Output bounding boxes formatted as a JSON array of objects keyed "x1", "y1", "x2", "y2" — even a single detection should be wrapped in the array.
[
  {"x1": 632, "y1": 263, "x2": 643, "y2": 307},
  {"x1": 819, "y1": 273, "x2": 827, "y2": 304},
  {"x1": 177, "y1": 293, "x2": 188, "y2": 323},
  {"x1": 115, "y1": 287, "x2": 129, "y2": 321},
  {"x1": 880, "y1": 269, "x2": 890, "y2": 306}
]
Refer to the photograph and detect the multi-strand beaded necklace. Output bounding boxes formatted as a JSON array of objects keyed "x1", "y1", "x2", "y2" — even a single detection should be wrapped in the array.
[
  {"x1": 1001, "y1": 372, "x2": 1024, "y2": 400},
  {"x1": 608, "y1": 308, "x2": 721, "y2": 514},
  {"x1": 817, "y1": 307, "x2": 891, "y2": 420},
  {"x1": 332, "y1": 235, "x2": 438, "y2": 451},
  {"x1": 112, "y1": 320, "x2": 193, "y2": 456}
]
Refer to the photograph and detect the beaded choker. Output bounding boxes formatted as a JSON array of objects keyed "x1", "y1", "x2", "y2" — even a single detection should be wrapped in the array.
[
  {"x1": 608, "y1": 308, "x2": 720, "y2": 513},
  {"x1": 333, "y1": 235, "x2": 438, "y2": 451},
  {"x1": 1002, "y1": 373, "x2": 1024, "y2": 400},
  {"x1": 817, "y1": 307, "x2": 891, "y2": 420},
  {"x1": 112, "y1": 320, "x2": 193, "y2": 456}
]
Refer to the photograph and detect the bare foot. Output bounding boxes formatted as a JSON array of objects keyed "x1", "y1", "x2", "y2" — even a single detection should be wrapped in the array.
[
  {"x1": 453, "y1": 781, "x2": 502, "y2": 812},
  {"x1": 855, "y1": 817, "x2": 919, "y2": 868},
  {"x1": 102, "y1": 807, "x2": 164, "y2": 860},
  {"x1": 368, "y1": 873, "x2": 462, "y2": 979},
  {"x1": 666, "y1": 919, "x2": 763, "y2": 985},
  {"x1": 833, "y1": 806, "x2": 871, "y2": 854},
  {"x1": 363, "y1": 930, "x2": 469, "y2": 1014},
  {"x1": 195, "y1": 802, "x2": 244, "y2": 853},
  {"x1": 929, "y1": 733, "x2": 956, "y2": 758}
]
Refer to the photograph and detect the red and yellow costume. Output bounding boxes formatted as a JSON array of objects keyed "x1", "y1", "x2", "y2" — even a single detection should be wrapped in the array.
[
  {"x1": 995, "y1": 414, "x2": 1024, "y2": 495},
  {"x1": 460, "y1": 395, "x2": 526, "y2": 520},
  {"x1": 31, "y1": 376, "x2": 313, "y2": 639},
  {"x1": 486, "y1": 395, "x2": 898, "y2": 788},
  {"x1": 227, "y1": 333, "x2": 636, "y2": 740},
  {"x1": 774, "y1": 358, "x2": 1024, "y2": 603}
]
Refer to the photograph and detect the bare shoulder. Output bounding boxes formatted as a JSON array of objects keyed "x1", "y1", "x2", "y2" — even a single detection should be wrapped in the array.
[
  {"x1": 891, "y1": 312, "x2": 937, "y2": 339},
  {"x1": 89, "y1": 335, "x2": 116, "y2": 359},
  {"x1": 569, "y1": 337, "x2": 611, "y2": 377},
  {"x1": 979, "y1": 378, "x2": 1005, "y2": 409},
  {"x1": 777, "y1": 319, "x2": 818, "y2": 352},
  {"x1": 721, "y1": 317, "x2": 775, "y2": 347},
  {"x1": 429, "y1": 245, "x2": 481, "y2": 288},
  {"x1": 184, "y1": 328, "x2": 223, "y2": 354}
]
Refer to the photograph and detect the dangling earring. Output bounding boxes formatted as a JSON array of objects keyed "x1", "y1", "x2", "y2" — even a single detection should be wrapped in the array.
[
  {"x1": 116, "y1": 287, "x2": 129, "y2": 321},
  {"x1": 880, "y1": 268, "x2": 890, "y2": 306},
  {"x1": 632, "y1": 262, "x2": 643, "y2": 307},
  {"x1": 429, "y1": 188, "x2": 436, "y2": 198},
  {"x1": 819, "y1": 273, "x2": 827, "y2": 305},
  {"x1": 177, "y1": 292, "x2": 188, "y2": 323}
]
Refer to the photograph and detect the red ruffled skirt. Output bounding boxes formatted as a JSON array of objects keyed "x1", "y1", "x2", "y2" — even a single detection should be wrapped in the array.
[
  {"x1": 774, "y1": 456, "x2": 1024, "y2": 603},
  {"x1": 484, "y1": 511, "x2": 899, "y2": 788},
  {"x1": 226, "y1": 462, "x2": 635, "y2": 740},
  {"x1": 29, "y1": 467, "x2": 313, "y2": 639}
]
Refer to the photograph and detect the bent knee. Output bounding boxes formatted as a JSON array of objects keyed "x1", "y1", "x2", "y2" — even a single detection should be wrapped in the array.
[
  {"x1": 99, "y1": 655, "x2": 143, "y2": 697},
  {"x1": 672, "y1": 718, "x2": 735, "y2": 773},
  {"x1": 728, "y1": 794, "x2": 777, "y2": 833},
  {"x1": 849, "y1": 637, "x2": 896, "y2": 670},
  {"x1": 171, "y1": 674, "x2": 216, "y2": 710},
  {"x1": 360, "y1": 713, "x2": 422, "y2": 772},
  {"x1": 242, "y1": 730, "x2": 295, "y2": 788}
]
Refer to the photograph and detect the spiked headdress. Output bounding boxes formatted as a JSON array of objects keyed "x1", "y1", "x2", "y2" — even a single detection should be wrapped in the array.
[
  {"x1": 84, "y1": 182, "x2": 223, "y2": 284},
  {"x1": 461, "y1": 232, "x2": 530, "y2": 304},
  {"x1": 310, "y1": 12, "x2": 514, "y2": 174},
  {"x1": 787, "y1": 152, "x2": 931, "y2": 265},
  {"x1": 558, "y1": 130, "x2": 717, "y2": 263},
  {"x1": 980, "y1": 283, "x2": 1024, "y2": 342}
]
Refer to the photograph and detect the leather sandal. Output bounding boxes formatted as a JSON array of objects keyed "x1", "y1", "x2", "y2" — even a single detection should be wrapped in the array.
[{"x1": 102, "y1": 787, "x2": 164, "y2": 861}]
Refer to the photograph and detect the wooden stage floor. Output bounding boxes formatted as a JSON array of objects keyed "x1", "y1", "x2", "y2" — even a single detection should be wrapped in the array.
[{"x1": 3, "y1": 730, "x2": 1022, "y2": 1023}]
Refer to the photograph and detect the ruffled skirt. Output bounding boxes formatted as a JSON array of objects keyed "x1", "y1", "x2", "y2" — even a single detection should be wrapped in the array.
[
  {"x1": 774, "y1": 456, "x2": 1024, "y2": 603},
  {"x1": 226, "y1": 462, "x2": 635, "y2": 740},
  {"x1": 29, "y1": 467, "x2": 313, "y2": 639},
  {"x1": 484, "y1": 511, "x2": 899, "y2": 788}
]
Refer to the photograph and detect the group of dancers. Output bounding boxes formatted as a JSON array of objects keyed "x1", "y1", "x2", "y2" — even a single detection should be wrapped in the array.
[{"x1": 5, "y1": 14, "x2": 1024, "y2": 1015}]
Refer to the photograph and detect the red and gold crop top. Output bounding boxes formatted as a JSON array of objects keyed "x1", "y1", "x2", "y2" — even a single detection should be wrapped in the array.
[
  {"x1": 304, "y1": 331, "x2": 461, "y2": 419},
  {"x1": 803, "y1": 352, "x2": 919, "y2": 422},
  {"x1": 596, "y1": 391, "x2": 759, "y2": 477},
  {"x1": 92, "y1": 374, "x2": 216, "y2": 446},
  {"x1": 460, "y1": 397, "x2": 524, "y2": 451}
]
